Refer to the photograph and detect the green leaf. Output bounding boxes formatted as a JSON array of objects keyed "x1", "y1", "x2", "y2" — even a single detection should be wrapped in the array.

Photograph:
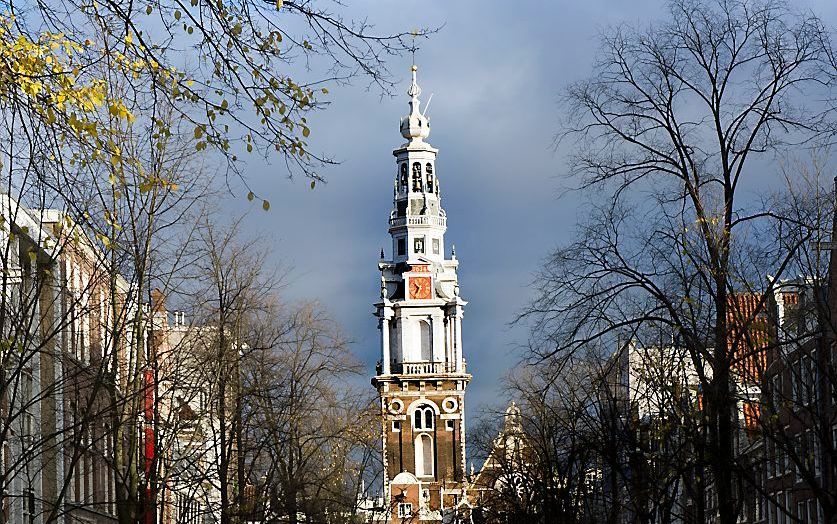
[
  {"x1": 247, "y1": 191, "x2": 255, "y2": 201},
  {"x1": 310, "y1": 180, "x2": 316, "y2": 190},
  {"x1": 194, "y1": 126, "x2": 203, "y2": 139},
  {"x1": 262, "y1": 200, "x2": 270, "y2": 211},
  {"x1": 174, "y1": 9, "x2": 181, "y2": 20},
  {"x1": 146, "y1": 5, "x2": 153, "y2": 14},
  {"x1": 302, "y1": 126, "x2": 310, "y2": 138}
]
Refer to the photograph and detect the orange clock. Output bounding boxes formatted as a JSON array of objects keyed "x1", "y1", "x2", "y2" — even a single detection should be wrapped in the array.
[{"x1": 409, "y1": 277, "x2": 432, "y2": 299}]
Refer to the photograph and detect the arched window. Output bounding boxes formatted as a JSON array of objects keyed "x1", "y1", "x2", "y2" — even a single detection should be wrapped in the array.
[
  {"x1": 400, "y1": 163, "x2": 408, "y2": 188},
  {"x1": 412, "y1": 162, "x2": 422, "y2": 191},
  {"x1": 413, "y1": 404, "x2": 435, "y2": 431},
  {"x1": 415, "y1": 434, "x2": 434, "y2": 477},
  {"x1": 419, "y1": 319, "x2": 432, "y2": 361},
  {"x1": 425, "y1": 163, "x2": 434, "y2": 194}
]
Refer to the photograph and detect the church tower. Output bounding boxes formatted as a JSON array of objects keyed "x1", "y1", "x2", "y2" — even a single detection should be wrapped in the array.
[{"x1": 372, "y1": 65, "x2": 470, "y2": 522}]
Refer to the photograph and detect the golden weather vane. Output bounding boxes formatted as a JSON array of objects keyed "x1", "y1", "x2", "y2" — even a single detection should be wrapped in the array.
[{"x1": 409, "y1": 28, "x2": 420, "y2": 65}]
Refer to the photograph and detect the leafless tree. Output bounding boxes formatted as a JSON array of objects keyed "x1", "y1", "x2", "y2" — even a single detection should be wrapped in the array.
[
  {"x1": 519, "y1": 1, "x2": 835, "y2": 522},
  {"x1": 240, "y1": 302, "x2": 374, "y2": 524}
]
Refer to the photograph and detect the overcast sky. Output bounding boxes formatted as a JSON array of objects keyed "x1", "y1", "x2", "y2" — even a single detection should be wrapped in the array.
[{"x1": 226, "y1": 0, "x2": 837, "y2": 418}]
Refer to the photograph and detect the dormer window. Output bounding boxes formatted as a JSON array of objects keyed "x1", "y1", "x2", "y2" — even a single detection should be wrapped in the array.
[
  {"x1": 412, "y1": 162, "x2": 423, "y2": 191},
  {"x1": 426, "y1": 164, "x2": 434, "y2": 194}
]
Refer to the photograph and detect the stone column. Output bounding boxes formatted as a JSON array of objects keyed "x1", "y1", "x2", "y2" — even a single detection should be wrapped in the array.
[
  {"x1": 444, "y1": 316, "x2": 452, "y2": 366},
  {"x1": 381, "y1": 315, "x2": 391, "y2": 375},
  {"x1": 455, "y1": 310, "x2": 463, "y2": 373}
]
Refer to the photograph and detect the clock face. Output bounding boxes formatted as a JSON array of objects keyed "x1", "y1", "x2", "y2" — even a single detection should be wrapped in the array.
[{"x1": 409, "y1": 276, "x2": 432, "y2": 300}]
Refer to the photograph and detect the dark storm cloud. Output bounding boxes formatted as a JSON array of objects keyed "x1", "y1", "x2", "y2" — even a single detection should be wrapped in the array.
[{"x1": 231, "y1": 0, "x2": 837, "y2": 415}]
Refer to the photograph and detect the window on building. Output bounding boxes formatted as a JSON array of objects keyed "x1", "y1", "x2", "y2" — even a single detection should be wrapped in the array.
[
  {"x1": 392, "y1": 420, "x2": 401, "y2": 432},
  {"x1": 426, "y1": 163, "x2": 434, "y2": 194},
  {"x1": 419, "y1": 319, "x2": 432, "y2": 361},
  {"x1": 413, "y1": 405, "x2": 435, "y2": 431},
  {"x1": 794, "y1": 435, "x2": 804, "y2": 482},
  {"x1": 177, "y1": 493, "x2": 203, "y2": 524},
  {"x1": 792, "y1": 358, "x2": 803, "y2": 407},
  {"x1": 104, "y1": 424, "x2": 115, "y2": 514},
  {"x1": 797, "y1": 501, "x2": 807, "y2": 523},
  {"x1": 397, "y1": 503, "x2": 413, "y2": 518},
  {"x1": 808, "y1": 499, "x2": 817, "y2": 524},
  {"x1": 84, "y1": 428, "x2": 93, "y2": 503},
  {"x1": 774, "y1": 493, "x2": 782, "y2": 524},
  {"x1": 432, "y1": 238, "x2": 440, "y2": 255},
  {"x1": 23, "y1": 489, "x2": 35, "y2": 524},
  {"x1": 776, "y1": 444, "x2": 786, "y2": 477},
  {"x1": 397, "y1": 238, "x2": 406, "y2": 257},
  {"x1": 415, "y1": 433, "x2": 434, "y2": 477},
  {"x1": 400, "y1": 163, "x2": 408, "y2": 188},
  {"x1": 807, "y1": 356, "x2": 817, "y2": 405},
  {"x1": 21, "y1": 369, "x2": 34, "y2": 449},
  {"x1": 446, "y1": 419, "x2": 455, "y2": 431},
  {"x1": 1, "y1": 442, "x2": 9, "y2": 522},
  {"x1": 810, "y1": 430, "x2": 821, "y2": 477},
  {"x1": 771, "y1": 373, "x2": 781, "y2": 411},
  {"x1": 412, "y1": 162, "x2": 422, "y2": 191},
  {"x1": 755, "y1": 494, "x2": 764, "y2": 522},
  {"x1": 69, "y1": 402, "x2": 80, "y2": 503},
  {"x1": 787, "y1": 492, "x2": 795, "y2": 522},
  {"x1": 414, "y1": 237, "x2": 425, "y2": 254}
]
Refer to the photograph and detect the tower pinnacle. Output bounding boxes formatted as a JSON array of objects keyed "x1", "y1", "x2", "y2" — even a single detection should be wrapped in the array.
[
  {"x1": 400, "y1": 64, "x2": 430, "y2": 142},
  {"x1": 407, "y1": 64, "x2": 421, "y2": 113}
]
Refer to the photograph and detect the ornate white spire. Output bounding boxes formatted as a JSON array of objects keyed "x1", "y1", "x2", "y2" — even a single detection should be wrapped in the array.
[
  {"x1": 400, "y1": 64, "x2": 430, "y2": 142},
  {"x1": 407, "y1": 64, "x2": 421, "y2": 114}
]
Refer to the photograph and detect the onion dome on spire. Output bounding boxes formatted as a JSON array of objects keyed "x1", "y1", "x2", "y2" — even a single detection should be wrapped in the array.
[{"x1": 400, "y1": 64, "x2": 430, "y2": 142}]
